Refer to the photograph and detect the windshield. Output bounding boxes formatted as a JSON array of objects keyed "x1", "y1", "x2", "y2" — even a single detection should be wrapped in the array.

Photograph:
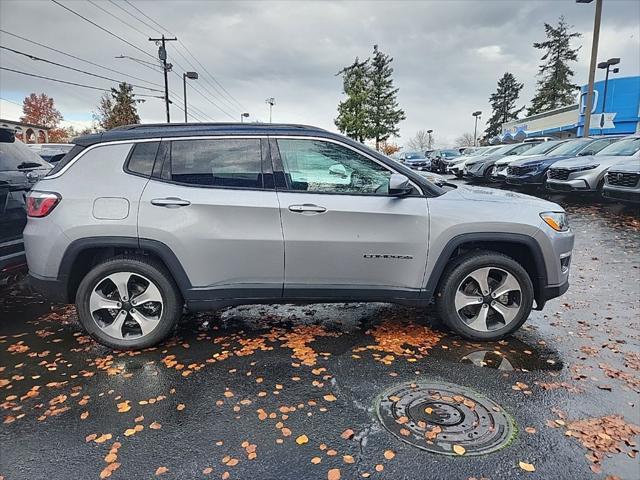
[
  {"x1": 523, "y1": 140, "x2": 565, "y2": 155},
  {"x1": 541, "y1": 139, "x2": 591, "y2": 156},
  {"x1": 404, "y1": 152, "x2": 425, "y2": 160},
  {"x1": 480, "y1": 146, "x2": 502, "y2": 156},
  {"x1": 596, "y1": 137, "x2": 640, "y2": 157},
  {"x1": 441, "y1": 150, "x2": 461, "y2": 158}
]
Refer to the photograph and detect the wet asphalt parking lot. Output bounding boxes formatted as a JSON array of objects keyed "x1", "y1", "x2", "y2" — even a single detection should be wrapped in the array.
[{"x1": 1, "y1": 185, "x2": 639, "y2": 480}]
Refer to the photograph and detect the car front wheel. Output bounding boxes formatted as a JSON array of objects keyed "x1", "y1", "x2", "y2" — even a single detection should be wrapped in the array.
[
  {"x1": 76, "y1": 255, "x2": 182, "y2": 349},
  {"x1": 436, "y1": 251, "x2": 534, "y2": 341}
]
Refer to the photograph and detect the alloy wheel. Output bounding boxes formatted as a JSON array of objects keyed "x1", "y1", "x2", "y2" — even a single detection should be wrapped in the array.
[
  {"x1": 89, "y1": 272, "x2": 163, "y2": 340},
  {"x1": 454, "y1": 266, "x2": 523, "y2": 332}
]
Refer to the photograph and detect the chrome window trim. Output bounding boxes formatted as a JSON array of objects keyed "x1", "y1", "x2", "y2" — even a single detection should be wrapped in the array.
[{"x1": 44, "y1": 134, "x2": 423, "y2": 195}]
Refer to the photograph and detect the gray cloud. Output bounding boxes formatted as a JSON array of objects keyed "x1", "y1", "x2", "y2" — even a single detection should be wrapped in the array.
[{"x1": 1, "y1": 0, "x2": 638, "y2": 146}]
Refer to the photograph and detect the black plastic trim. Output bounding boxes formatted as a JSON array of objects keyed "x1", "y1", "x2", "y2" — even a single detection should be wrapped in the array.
[{"x1": 422, "y1": 232, "x2": 549, "y2": 304}]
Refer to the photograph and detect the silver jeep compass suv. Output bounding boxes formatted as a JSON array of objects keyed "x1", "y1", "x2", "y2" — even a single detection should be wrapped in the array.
[{"x1": 24, "y1": 123, "x2": 574, "y2": 349}]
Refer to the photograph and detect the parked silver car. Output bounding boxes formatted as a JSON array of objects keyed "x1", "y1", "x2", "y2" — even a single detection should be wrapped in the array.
[
  {"x1": 603, "y1": 157, "x2": 640, "y2": 203},
  {"x1": 547, "y1": 135, "x2": 640, "y2": 194},
  {"x1": 24, "y1": 123, "x2": 574, "y2": 349}
]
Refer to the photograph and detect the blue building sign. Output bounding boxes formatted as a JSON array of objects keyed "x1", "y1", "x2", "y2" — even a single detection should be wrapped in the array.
[{"x1": 577, "y1": 75, "x2": 640, "y2": 136}]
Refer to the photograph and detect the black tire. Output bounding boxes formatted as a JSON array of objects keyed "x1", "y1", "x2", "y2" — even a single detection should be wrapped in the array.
[
  {"x1": 76, "y1": 255, "x2": 182, "y2": 350},
  {"x1": 435, "y1": 250, "x2": 534, "y2": 341}
]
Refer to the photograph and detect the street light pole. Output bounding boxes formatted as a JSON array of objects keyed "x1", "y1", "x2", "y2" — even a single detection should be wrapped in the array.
[
  {"x1": 472, "y1": 111, "x2": 482, "y2": 147},
  {"x1": 240, "y1": 113, "x2": 249, "y2": 123},
  {"x1": 597, "y1": 58, "x2": 620, "y2": 131},
  {"x1": 427, "y1": 129, "x2": 433, "y2": 150},
  {"x1": 265, "y1": 97, "x2": 275, "y2": 123},
  {"x1": 578, "y1": 0, "x2": 603, "y2": 137},
  {"x1": 149, "y1": 34, "x2": 177, "y2": 123},
  {"x1": 182, "y1": 72, "x2": 198, "y2": 123}
]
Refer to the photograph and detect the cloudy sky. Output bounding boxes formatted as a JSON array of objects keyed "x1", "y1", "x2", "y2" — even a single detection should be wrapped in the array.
[{"x1": 0, "y1": 0, "x2": 638, "y2": 147}]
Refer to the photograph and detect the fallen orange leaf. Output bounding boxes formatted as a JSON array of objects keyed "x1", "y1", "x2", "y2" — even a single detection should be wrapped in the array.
[
  {"x1": 328, "y1": 468, "x2": 341, "y2": 480},
  {"x1": 296, "y1": 434, "x2": 309, "y2": 445},
  {"x1": 383, "y1": 450, "x2": 395, "y2": 460},
  {"x1": 519, "y1": 461, "x2": 535, "y2": 472},
  {"x1": 155, "y1": 466, "x2": 168, "y2": 475},
  {"x1": 453, "y1": 445, "x2": 466, "y2": 455},
  {"x1": 323, "y1": 394, "x2": 337, "y2": 402}
]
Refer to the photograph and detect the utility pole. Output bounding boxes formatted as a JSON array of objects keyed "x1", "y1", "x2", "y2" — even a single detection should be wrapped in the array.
[
  {"x1": 578, "y1": 0, "x2": 603, "y2": 137},
  {"x1": 149, "y1": 34, "x2": 177, "y2": 123},
  {"x1": 265, "y1": 97, "x2": 276, "y2": 123}
]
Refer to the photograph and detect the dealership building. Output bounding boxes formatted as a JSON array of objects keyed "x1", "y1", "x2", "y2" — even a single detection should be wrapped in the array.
[{"x1": 497, "y1": 75, "x2": 640, "y2": 143}]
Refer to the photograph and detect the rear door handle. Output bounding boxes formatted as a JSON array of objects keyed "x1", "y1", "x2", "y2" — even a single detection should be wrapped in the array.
[
  {"x1": 288, "y1": 204, "x2": 327, "y2": 214},
  {"x1": 151, "y1": 197, "x2": 191, "y2": 208}
]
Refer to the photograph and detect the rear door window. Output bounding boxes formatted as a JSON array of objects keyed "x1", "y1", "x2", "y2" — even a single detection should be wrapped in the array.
[{"x1": 168, "y1": 138, "x2": 263, "y2": 188}]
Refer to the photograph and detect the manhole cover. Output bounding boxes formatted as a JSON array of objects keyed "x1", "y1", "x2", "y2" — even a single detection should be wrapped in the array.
[{"x1": 376, "y1": 381, "x2": 515, "y2": 456}]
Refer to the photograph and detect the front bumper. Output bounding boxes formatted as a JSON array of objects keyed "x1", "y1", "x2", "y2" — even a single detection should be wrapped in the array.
[
  {"x1": 536, "y1": 280, "x2": 570, "y2": 310},
  {"x1": 603, "y1": 185, "x2": 640, "y2": 203},
  {"x1": 546, "y1": 178, "x2": 591, "y2": 192},
  {"x1": 506, "y1": 171, "x2": 546, "y2": 186}
]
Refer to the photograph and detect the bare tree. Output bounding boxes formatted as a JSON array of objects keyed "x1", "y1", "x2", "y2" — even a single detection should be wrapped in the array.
[
  {"x1": 406, "y1": 130, "x2": 434, "y2": 152},
  {"x1": 455, "y1": 132, "x2": 476, "y2": 147}
]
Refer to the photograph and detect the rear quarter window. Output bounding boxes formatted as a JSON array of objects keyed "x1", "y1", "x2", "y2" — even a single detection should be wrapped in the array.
[
  {"x1": 126, "y1": 142, "x2": 160, "y2": 177},
  {"x1": 0, "y1": 141, "x2": 48, "y2": 171}
]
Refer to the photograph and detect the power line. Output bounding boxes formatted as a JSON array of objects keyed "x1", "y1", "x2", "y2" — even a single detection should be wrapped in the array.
[
  {"x1": 122, "y1": 0, "x2": 248, "y2": 112},
  {"x1": 0, "y1": 66, "x2": 163, "y2": 100},
  {"x1": 50, "y1": 0, "x2": 156, "y2": 61},
  {"x1": 0, "y1": 96, "x2": 23, "y2": 108},
  {"x1": 0, "y1": 46, "x2": 164, "y2": 92},
  {"x1": 0, "y1": 28, "x2": 163, "y2": 88},
  {"x1": 170, "y1": 70, "x2": 235, "y2": 120},
  {"x1": 106, "y1": 0, "x2": 241, "y2": 116}
]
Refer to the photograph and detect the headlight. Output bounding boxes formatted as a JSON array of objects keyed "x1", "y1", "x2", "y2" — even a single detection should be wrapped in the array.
[
  {"x1": 574, "y1": 164, "x2": 599, "y2": 172},
  {"x1": 540, "y1": 212, "x2": 570, "y2": 232}
]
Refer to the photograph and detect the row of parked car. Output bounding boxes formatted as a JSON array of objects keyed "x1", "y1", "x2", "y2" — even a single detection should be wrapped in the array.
[{"x1": 397, "y1": 135, "x2": 640, "y2": 203}]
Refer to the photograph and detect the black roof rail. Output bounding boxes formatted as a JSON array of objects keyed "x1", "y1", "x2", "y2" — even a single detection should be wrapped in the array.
[{"x1": 110, "y1": 122, "x2": 326, "y2": 132}]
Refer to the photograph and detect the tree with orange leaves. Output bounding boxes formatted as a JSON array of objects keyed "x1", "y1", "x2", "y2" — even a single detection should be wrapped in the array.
[{"x1": 20, "y1": 93, "x2": 67, "y2": 142}]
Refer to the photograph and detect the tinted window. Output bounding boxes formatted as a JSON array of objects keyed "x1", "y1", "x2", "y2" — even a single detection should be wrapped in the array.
[
  {"x1": 277, "y1": 139, "x2": 392, "y2": 194},
  {"x1": 0, "y1": 140, "x2": 48, "y2": 171},
  {"x1": 127, "y1": 142, "x2": 159, "y2": 176},
  {"x1": 169, "y1": 138, "x2": 262, "y2": 188}
]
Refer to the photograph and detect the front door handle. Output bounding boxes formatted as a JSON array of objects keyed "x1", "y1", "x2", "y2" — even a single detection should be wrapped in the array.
[
  {"x1": 288, "y1": 204, "x2": 327, "y2": 214},
  {"x1": 151, "y1": 197, "x2": 191, "y2": 208}
]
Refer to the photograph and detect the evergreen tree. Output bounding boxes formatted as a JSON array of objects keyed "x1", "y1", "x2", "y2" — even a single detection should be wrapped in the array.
[
  {"x1": 527, "y1": 16, "x2": 581, "y2": 116},
  {"x1": 367, "y1": 45, "x2": 405, "y2": 150},
  {"x1": 95, "y1": 82, "x2": 141, "y2": 130},
  {"x1": 334, "y1": 58, "x2": 370, "y2": 143},
  {"x1": 484, "y1": 72, "x2": 525, "y2": 140}
]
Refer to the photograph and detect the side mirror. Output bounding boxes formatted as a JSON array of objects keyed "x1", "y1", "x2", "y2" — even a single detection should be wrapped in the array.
[
  {"x1": 389, "y1": 173, "x2": 413, "y2": 196},
  {"x1": 328, "y1": 164, "x2": 348, "y2": 178}
]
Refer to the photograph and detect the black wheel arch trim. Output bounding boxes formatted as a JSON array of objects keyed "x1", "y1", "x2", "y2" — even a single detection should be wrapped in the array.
[
  {"x1": 56, "y1": 236, "x2": 193, "y2": 302},
  {"x1": 423, "y1": 232, "x2": 549, "y2": 304}
]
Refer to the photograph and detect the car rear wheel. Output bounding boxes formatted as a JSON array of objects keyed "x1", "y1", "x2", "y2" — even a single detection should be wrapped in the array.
[
  {"x1": 76, "y1": 255, "x2": 182, "y2": 349},
  {"x1": 436, "y1": 251, "x2": 534, "y2": 341}
]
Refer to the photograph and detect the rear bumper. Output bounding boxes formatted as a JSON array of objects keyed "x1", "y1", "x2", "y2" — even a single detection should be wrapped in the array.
[{"x1": 28, "y1": 272, "x2": 69, "y2": 303}]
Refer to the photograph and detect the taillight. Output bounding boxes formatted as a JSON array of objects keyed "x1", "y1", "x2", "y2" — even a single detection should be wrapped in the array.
[{"x1": 26, "y1": 191, "x2": 61, "y2": 217}]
